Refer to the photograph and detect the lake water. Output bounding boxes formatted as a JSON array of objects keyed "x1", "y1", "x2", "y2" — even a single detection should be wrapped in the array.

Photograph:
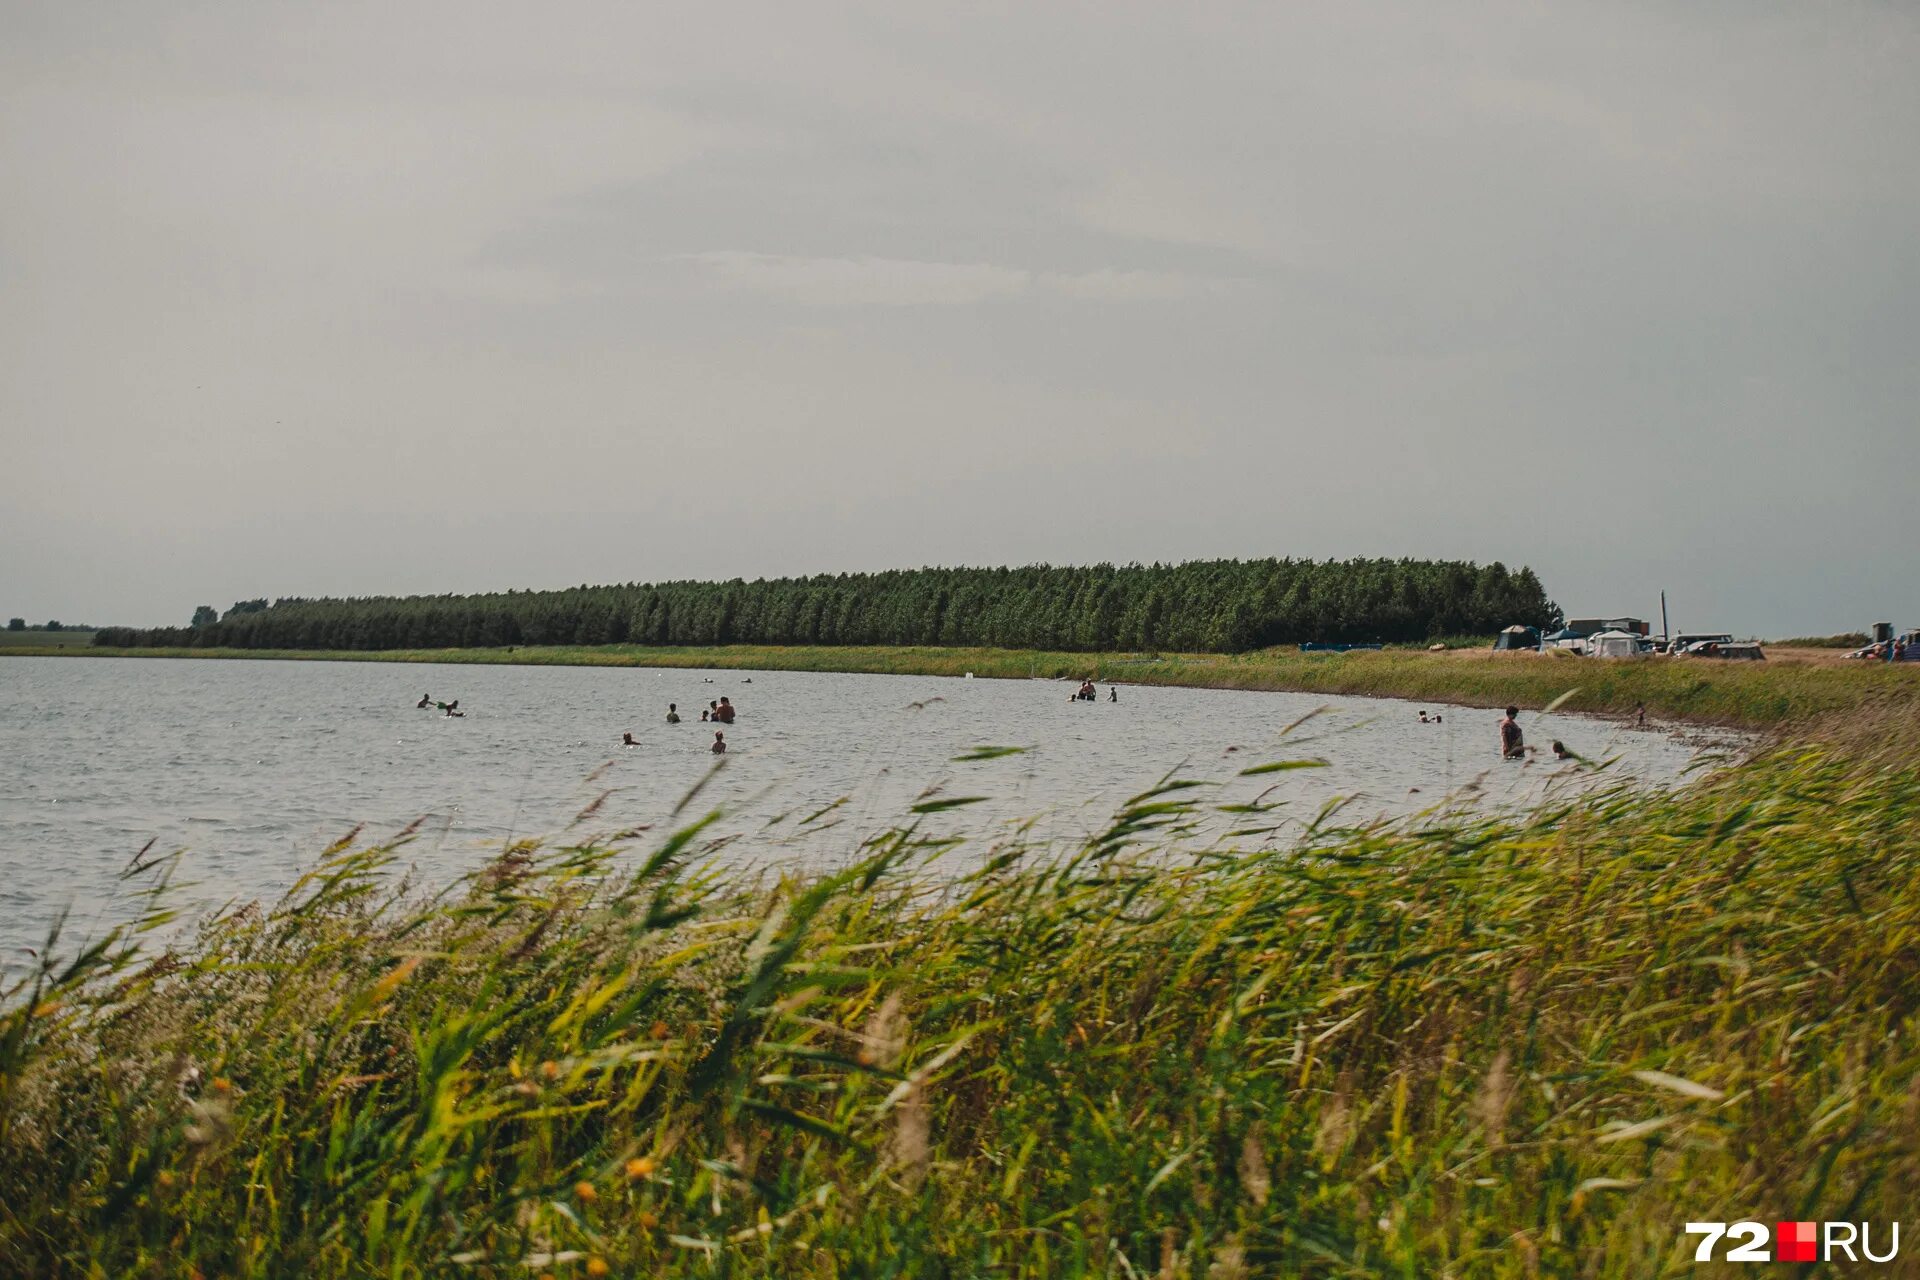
[{"x1": 0, "y1": 657, "x2": 1733, "y2": 964}]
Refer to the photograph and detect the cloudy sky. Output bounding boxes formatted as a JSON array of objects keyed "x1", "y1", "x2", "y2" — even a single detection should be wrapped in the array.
[{"x1": 3, "y1": 2, "x2": 1915, "y2": 635}]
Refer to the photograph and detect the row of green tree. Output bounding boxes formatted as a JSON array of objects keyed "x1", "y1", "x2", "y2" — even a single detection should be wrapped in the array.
[
  {"x1": 94, "y1": 559, "x2": 1559, "y2": 654},
  {"x1": 8, "y1": 619, "x2": 90, "y2": 631}
]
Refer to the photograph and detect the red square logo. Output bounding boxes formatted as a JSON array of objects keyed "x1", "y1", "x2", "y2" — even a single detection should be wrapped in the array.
[{"x1": 1777, "y1": 1221, "x2": 1817, "y2": 1263}]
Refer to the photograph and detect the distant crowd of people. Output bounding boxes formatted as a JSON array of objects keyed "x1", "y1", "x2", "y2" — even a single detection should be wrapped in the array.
[{"x1": 419, "y1": 678, "x2": 1654, "y2": 771}]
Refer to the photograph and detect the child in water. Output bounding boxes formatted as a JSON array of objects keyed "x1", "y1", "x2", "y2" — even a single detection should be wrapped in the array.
[
  {"x1": 711, "y1": 731, "x2": 726, "y2": 754},
  {"x1": 667, "y1": 703, "x2": 680, "y2": 723}
]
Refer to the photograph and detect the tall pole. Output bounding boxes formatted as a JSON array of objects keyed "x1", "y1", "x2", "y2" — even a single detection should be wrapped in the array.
[{"x1": 1660, "y1": 590, "x2": 1670, "y2": 644}]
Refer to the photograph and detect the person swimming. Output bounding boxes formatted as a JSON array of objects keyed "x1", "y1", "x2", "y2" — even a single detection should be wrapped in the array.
[
  {"x1": 417, "y1": 694, "x2": 432, "y2": 709},
  {"x1": 444, "y1": 706, "x2": 464, "y2": 718},
  {"x1": 711, "y1": 731, "x2": 726, "y2": 754},
  {"x1": 1499, "y1": 706, "x2": 1524, "y2": 759},
  {"x1": 622, "y1": 732, "x2": 639, "y2": 747},
  {"x1": 1551, "y1": 739, "x2": 1571, "y2": 759},
  {"x1": 1418, "y1": 710, "x2": 1429, "y2": 723},
  {"x1": 667, "y1": 703, "x2": 680, "y2": 724}
]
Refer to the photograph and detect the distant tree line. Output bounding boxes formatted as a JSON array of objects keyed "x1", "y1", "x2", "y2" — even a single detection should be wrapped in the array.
[
  {"x1": 9, "y1": 619, "x2": 92, "y2": 632},
  {"x1": 92, "y1": 560, "x2": 1559, "y2": 655}
]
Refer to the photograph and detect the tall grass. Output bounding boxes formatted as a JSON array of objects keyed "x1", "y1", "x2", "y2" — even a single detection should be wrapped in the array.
[
  {"x1": 26, "y1": 642, "x2": 1920, "y2": 730},
  {"x1": 4, "y1": 712, "x2": 1918, "y2": 1276}
]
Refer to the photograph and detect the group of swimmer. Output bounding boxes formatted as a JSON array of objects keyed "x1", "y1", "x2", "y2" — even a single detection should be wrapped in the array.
[
  {"x1": 624, "y1": 693, "x2": 738, "y2": 753},
  {"x1": 1498, "y1": 705, "x2": 1584, "y2": 763},
  {"x1": 1417, "y1": 702, "x2": 1645, "y2": 763},
  {"x1": 425, "y1": 679, "x2": 1632, "y2": 768}
]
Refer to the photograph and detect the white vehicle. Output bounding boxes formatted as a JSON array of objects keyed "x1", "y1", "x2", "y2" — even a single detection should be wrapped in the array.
[{"x1": 1665, "y1": 632, "x2": 1732, "y2": 655}]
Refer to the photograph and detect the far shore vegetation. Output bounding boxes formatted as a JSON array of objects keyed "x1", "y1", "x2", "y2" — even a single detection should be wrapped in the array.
[
  {"x1": 1771, "y1": 631, "x2": 1871, "y2": 649},
  {"x1": 91, "y1": 558, "x2": 1559, "y2": 653}
]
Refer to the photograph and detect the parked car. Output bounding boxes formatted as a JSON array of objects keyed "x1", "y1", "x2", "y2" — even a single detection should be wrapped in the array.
[
  {"x1": 1679, "y1": 640, "x2": 1764, "y2": 660},
  {"x1": 1665, "y1": 632, "x2": 1733, "y2": 655}
]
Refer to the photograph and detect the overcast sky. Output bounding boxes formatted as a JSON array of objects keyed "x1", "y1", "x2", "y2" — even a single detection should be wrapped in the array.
[{"x1": 3, "y1": 2, "x2": 1915, "y2": 636}]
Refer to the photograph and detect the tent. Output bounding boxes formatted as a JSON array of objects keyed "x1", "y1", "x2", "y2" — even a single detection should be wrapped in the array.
[
  {"x1": 1492, "y1": 625, "x2": 1541, "y2": 652},
  {"x1": 1587, "y1": 629, "x2": 1642, "y2": 659},
  {"x1": 1542, "y1": 626, "x2": 1586, "y2": 652}
]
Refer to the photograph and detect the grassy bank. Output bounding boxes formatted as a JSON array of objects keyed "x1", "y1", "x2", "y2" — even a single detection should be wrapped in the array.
[
  {"x1": 0, "y1": 629, "x2": 94, "y2": 648},
  {"x1": 17, "y1": 640, "x2": 1918, "y2": 730},
  {"x1": 4, "y1": 711, "x2": 1918, "y2": 1276}
]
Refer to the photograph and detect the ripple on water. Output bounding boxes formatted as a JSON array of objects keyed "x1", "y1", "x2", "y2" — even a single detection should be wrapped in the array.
[{"x1": 0, "y1": 656, "x2": 1741, "y2": 963}]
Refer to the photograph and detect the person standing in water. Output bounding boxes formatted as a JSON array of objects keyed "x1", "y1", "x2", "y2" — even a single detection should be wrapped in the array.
[
  {"x1": 716, "y1": 697, "x2": 736, "y2": 724},
  {"x1": 1499, "y1": 706, "x2": 1525, "y2": 759},
  {"x1": 1634, "y1": 701, "x2": 1646, "y2": 728},
  {"x1": 711, "y1": 731, "x2": 726, "y2": 754},
  {"x1": 667, "y1": 703, "x2": 681, "y2": 723},
  {"x1": 417, "y1": 694, "x2": 432, "y2": 709},
  {"x1": 1109, "y1": 687, "x2": 1118, "y2": 702}
]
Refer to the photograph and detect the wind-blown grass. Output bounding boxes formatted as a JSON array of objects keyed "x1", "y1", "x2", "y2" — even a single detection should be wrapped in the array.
[{"x1": 4, "y1": 710, "x2": 1918, "y2": 1276}]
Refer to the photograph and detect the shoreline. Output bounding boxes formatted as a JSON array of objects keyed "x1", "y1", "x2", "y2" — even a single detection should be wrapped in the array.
[{"x1": 6, "y1": 641, "x2": 1911, "y2": 732}]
